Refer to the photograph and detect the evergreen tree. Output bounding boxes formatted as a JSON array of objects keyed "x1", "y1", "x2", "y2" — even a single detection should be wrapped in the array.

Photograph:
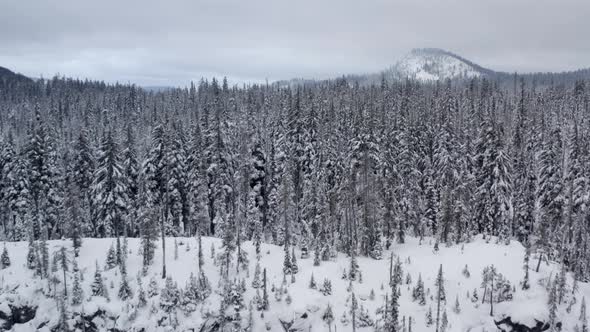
[
  {"x1": 323, "y1": 304, "x2": 335, "y2": 332},
  {"x1": 91, "y1": 261, "x2": 106, "y2": 297},
  {"x1": 0, "y1": 244, "x2": 10, "y2": 269},
  {"x1": 71, "y1": 258, "x2": 83, "y2": 305},
  {"x1": 435, "y1": 264, "x2": 445, "y2": 332},
  {"x1": 92, "y1": 130, "x2": 128, "y2": 238}
]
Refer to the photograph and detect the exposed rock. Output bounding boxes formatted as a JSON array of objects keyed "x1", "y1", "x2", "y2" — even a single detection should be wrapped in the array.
[
  {"x1": 0, "y1": 303, "x2": 37, "y2": 330},
  {"x1": 279, "y1": 312, "x2": 310, "y2": 332},
  {"x1": 494, "y1": 316, "x2": 560, "y2": 332}
]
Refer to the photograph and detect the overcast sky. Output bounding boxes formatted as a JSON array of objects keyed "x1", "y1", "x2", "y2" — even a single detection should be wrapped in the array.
[{"x1": 1, "y1": 0, "x2": 588, "y2": 86}]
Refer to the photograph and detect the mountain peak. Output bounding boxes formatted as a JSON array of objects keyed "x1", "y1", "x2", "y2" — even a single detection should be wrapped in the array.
[{"x1": 392, "y1": 48, "x2": 493, "y2": 81}]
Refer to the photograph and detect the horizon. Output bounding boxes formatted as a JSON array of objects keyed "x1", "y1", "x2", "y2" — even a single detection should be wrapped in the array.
[{"x1": 1, "y1": 1, "x2": 589, "y2": 86}]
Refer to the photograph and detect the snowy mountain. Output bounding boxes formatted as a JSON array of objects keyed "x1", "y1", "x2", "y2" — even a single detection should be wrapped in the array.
[
  {"x1": 0, "y1": 236, "x2": 585, "y2": 331},
  {"x1": 389, "y1": 48, "x2": 494, "y2": 82}
]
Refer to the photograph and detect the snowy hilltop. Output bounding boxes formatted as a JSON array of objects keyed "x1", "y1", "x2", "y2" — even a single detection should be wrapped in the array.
[
  {"x1": 0, "y1": 235, "x2": 587, "y2": 331},
  {"x1": 389, "y1": 48, "x2": 493, "y2": 82}
]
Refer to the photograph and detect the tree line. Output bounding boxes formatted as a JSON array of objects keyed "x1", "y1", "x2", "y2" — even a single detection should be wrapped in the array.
[{"x1": 0, "y1": 75, "x2": 589, "y2": 282}]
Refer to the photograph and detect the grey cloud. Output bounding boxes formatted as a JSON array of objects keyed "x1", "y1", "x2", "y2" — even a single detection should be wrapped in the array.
[{"x1": 1, "y1": 0, "x2": 589, "y2": 86}]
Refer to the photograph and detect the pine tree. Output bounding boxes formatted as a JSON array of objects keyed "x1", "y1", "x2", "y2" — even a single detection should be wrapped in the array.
[
  {"x1": 58, "y1": 246, "x2": 69, "y2": 297},
  {"x1": 426, "y1": 306, "x2": 433, "y2": 326},
  {"x1": 482, "y1": 265, "x2": 497, "y2": 315},
  {"x1": 321, "y1": 278, "x2": 332, "y2": 296},
  {"x1": 309, "y1": 273, "x2": 317, "y2": 289},
  {"x1": 0, "y1": 244, "x2": 10, "y2": 269},
  {"x1": 252, "y1": 260, "x2": 262, "y2": 288},
  {"x1": 412, "y1": 273, "x2": 426, "y2": 305},
  {"x1": 118, "y1": 257, "x2": 132, "y2": 300},
  {"x1": 39, "y1": 226, "x2": 49, "y2": 278},
  {"x1": 435, "y1": 264, "x2": 445, "y2": 332},
  {"x1": 462, "y1": 264, "x2": 470, "y2": 278},
  {"x1": 174, "y1": 238, "x2": 179, "y2": 260},
  {"x1": 548, "y1": 278, "x2": 558, "y2": 331},
  {"x1": 323, "y1": 304, "x2": 335, "y2": 332},
  {"x1": 137, "y1": 276, "x2": 147, "y2": 308},
  {"x1": 26, "y1": 236, "x2": 36, "y2": 270},
  {"x1": 92, "y1": 130, "x2": 128, "y2": 238},
  {"x1": 291, "y1": 247, "x2": 299, "y2": 274},
  {"x1": 453, "y1": 295, "x2": 461, "y2": 314},
  {"x1": 160, "y1": 276, "x2": 180, "y2": 313},
  {"x1": 260, "y1": 268, "x2": 269, "y2": 311},
  {"x1": 91, "y1": 261, "x2": 106, "y2": 297},
  {"x1": 105, "y1": 243, "x2": 117, "y2": 270},
  {"x1": 441, "y1": 310, "x2": 449, "y2": 332},
  {"x1": 71, "y1": 258, "x2": 83, "y2": 305},
  {"x1": 148, "y1": 275, "x2": 159, "y2": 297},
  {"x1": 283, "y1": 244, "x2": 292, "y2": 275}
]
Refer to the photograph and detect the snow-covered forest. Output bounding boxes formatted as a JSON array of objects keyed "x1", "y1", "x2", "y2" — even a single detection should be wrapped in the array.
[{"x1": 0, "y1": 75, "x2": 589, "y2": 331}]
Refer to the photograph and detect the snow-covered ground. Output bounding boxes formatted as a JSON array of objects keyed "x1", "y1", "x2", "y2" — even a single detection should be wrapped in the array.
[
  {"x1": 0, "y1": 235, "x2": 586, "y2": 331},
  {"x1": 394, "y1": 49, "x2": 483, "y2": 82}
]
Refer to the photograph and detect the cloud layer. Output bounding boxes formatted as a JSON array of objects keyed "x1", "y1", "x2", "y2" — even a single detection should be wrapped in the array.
[{"x1": 1, "y1": 0, "x2": 588, "y2": 86}]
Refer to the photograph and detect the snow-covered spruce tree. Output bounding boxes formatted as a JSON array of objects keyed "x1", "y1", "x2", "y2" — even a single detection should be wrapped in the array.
[
  {"x1": 291, "y1": 247, "x2": 298, "y2": 274},
  {"x1": 247, "y1": 135, "x2": 267, "y2": 251},
  {"x1": 462, "y1": 264, "x2": 471, "y2": 278},
  {"x1": 441, "y1": 310, "x2": 449, "y2": 332},
  {"x1": 92, "y1": 129, "x2": 128, "y2": 238},
  {"x1": 474, "y1": 118, "x2": 512, "y2": 240},
  {"x1": 393, "y1": 256, "x2": 403, "y2": 286},
  {"x1": 58, "y1": 246, "x2": 69, "y2": 297},
  {"x1": 258, "y1": 268, "x2": 269, "y2": 311},
  {"x1": 3, "y1": 145, "x2": 32, "y2": 241},
  {"x1": 425, "y1": 306, "x2": 433, "y2": 327},
  {"x1": 118, "y1": 255, "x2": 132, "y2": 300},
  {"x1": 412, "y1": 273, "x2": 426, "y2": 305},
  {"x1": 481, "y1": 265, "x2": 498, "y2": 315},
  {"x1": 137, "y1": 276, "x2": 147, "y2": 308},
  {"x1": 121, "y1": 124, "x2": 139, "y2": 236},
  {"x1": 72, "y1": 129, "x2": 95, "y2": 237},
  {"x1": 435, "y1": 264, "x2": 445, "y2": 332},
  {"x1": 0, "y1": 244, "x2": 10, "y2": 269},
  {"x1": 160, "y1": 276, "x2": 180, "y2": 315},
  {"x1": 282, "y1": 243, "x2": 292, "y2": 275},
  {"x1": 71, "y1": 258, "x2": 83, "y2": 305},
  {"x1": 252, "y1": 260, "x2": 261, "y2": 288},
  {"x1": 143, "y1": 124, "x2": 170, "y2": 278},
  {"x1": 536, "y1": 127, "x2": 563, "y2": 270},
  {"x1": 309, "y1": 273, "x2": 317, "y2": 289},
  {"x1": 105, "y1": 243, "x2": 117, "y2": 270},
  {"x1": 39, "y1": 225, "x2": 50, "y2": 278},
  {"x1": 548, "y1": 278, "x2": 558, "y2": 331},
  {"x1": 26, "y1": 234, "x2": 36, "y2": 270},
  {"x1": 384, "y1": 279, "x2": 400, "y2": 331},
  {"x1": 321, "y1": 278, "x2": 332, "y2": 296},
  {"x1": 180, "y1": 272, "x2": 199, "y2": 314},
  {"x1": 173, "y1": 238, "x2": 178, "y2": 260},
  {"x1": 167, "y1": 124, "x2": 189, "y2": 235},
  {"x1": 148, "y1": 275, "x2": 159, "y2": 297},
  {"x1": 323, "y1": 303, "x2": 335, "y2": 332},
  {"x1": 91, "y1": 261, "x2": 106, "y2": 297}
]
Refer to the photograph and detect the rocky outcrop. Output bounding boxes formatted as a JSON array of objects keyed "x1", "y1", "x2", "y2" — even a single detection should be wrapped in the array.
[
  {"x1": 0, "y1": 303, "x2": 37, "y2": 330},
  {"x1": 494, "y1": 316, "x2": 561, "y2": 332},
  {"x1": 279, "y1": 312, "x2": 310, "y2": 332}
]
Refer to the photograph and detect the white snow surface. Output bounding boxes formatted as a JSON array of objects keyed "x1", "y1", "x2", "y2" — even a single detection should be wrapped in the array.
[
  {"x1": 0, "y1": 235, "x2": 587, "y2": 331},
  {"x1": 394, "y1": 49, "x2": 482, "y2": 82}
]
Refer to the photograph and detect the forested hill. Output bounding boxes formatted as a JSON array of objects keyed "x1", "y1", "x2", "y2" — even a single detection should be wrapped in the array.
[{"x1": 0, "y1": 73, "x2": 589, "y2": 284}]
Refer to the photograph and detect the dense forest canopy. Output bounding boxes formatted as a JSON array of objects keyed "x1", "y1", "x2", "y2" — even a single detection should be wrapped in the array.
[{"x1": 0, "y1": 74, "x2": 589, "y2": 282}]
